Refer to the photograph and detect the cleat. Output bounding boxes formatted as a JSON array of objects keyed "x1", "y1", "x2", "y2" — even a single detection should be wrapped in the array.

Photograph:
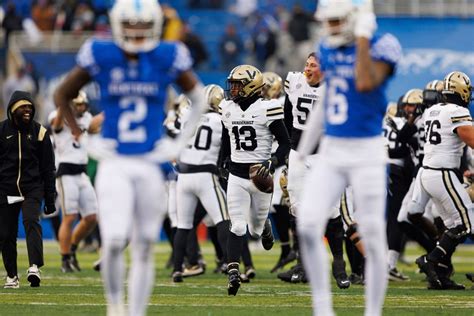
[
  {"x1": 416, "y1": 255, "x2": 442, "y2": 290},
  {"x1": 278, "y1": 264, "x2": 300, "y2": 283},
  {"x1": 227, "y1": 271, "x2": 241, "y2": 296},
  {"x1": 466, "y1": 273, "x2": 474, "y2": 282},
  {"x1": 439, "y1": 277, "x2": 465, "y2": 290},
  {"x1": 27, "y1": 264, "x2": 41, "y2": 287},
  {"x1": 244, "y1": 266, "x2": 256, "y2": 279},
  {"x1": 4, "y1": 276, "x2": 19, "y2": 289},
  {"x1": 388, "y1": 267, "x2": 410, "y2": 281},
  {"x1": 172, "y1": 271, "x2": 183, "y2": 283},
  {"x1": 332, "y1": 259, "x2": 350, "y2": 289},
  {"x1": 69, "y1": 253, "x2": 81, "y2": 272},
  {"x1": 349, "y1": 273, "x2": 364, "y2": 285},
  {"x1": 290, "y1": 265, "x2": 307, "y2": 284},
  {"x1": 93, "y1": 258, "x2": 101, "y2": 272},
  {"x1": 261, "y1": 219, "x2": 274, "y2": 250},
  {"x1": 270, "y1": 250, "x2": 297, "y2": 273},
  {"x1": 61, "y1": 259, "x2": 74, "y2": 273},
  {"x1": 239, "y1": 273, "x2": 250, "y2": 283},
  {"x1": 182, "y1": 265, "x2": 205, "y2": 278}
]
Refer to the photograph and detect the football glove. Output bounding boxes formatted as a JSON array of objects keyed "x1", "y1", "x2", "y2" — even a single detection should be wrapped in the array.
[
  {"x1": 255, "y1": 157, "x2": 277, "y2": 178},
  {"x1": 385, "y1": 116, "x2": 398, "y2": 131},
  {"x1": 43, "y1": 203, "x2": 56, "y2": 215},
  {"x1": 354, "y1": 11, "x2": 377, "y2": 40}
]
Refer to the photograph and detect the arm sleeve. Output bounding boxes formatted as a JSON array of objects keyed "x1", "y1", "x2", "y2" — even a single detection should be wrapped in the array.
[
  {"x1": 269, "y1": 119, "x2": 290, "y2": 167},
  {"x1": 38, "y1": 129, "x2": 56, "y2": 204},
  {"x1": 283, "y1": 95, "x2": 293, "y2": 137},
  {"x1": 76, "y1": 38, "x2": 99, "y2": 76},
  {"x1": 218, "y1": 123, "x2": 231, "y2": 168},
  {"x1": 171, "y1": 42, "x2": 194, "y2": 74},
  {"x1": 397, "y1": 123, "x2": 418, "y2": 143}
]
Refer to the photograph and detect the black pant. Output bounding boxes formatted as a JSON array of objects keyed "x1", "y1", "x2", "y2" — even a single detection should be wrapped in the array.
[{"x1": 0, "y1": 193, "x2": 43, "y2": 277}]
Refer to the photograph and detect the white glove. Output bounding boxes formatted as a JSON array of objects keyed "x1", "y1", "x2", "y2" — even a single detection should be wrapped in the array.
[
  {"x1": 354, "y1": 11, "x2": 377, "y2": 40},
  {"x1": 145, "y1": 137, "x2": 186, "y2": 163}
]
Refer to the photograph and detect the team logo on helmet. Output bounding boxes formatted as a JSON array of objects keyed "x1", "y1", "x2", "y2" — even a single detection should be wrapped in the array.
[
  {"x1": 204, "y1": 84, "x2": 224, "y2": 112},
  {"x1": 225, "y1": 65, "x2": 264, "y2": 104},
  {"x1": 261, "y1": 72, "x2": 283, "y2": 100},
  {"x1": 443, "y1": 71, "x2": 472, "y2": 105}
]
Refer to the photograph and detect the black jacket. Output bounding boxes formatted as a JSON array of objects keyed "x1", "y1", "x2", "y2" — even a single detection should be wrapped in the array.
[{"x1": 0, "y1": 91, "x2": 56, "y2": 205}]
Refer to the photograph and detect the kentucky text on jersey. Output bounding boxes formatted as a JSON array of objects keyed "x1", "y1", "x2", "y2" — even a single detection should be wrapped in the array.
[{"x1": 76, "y1": 37, "x2": 192, "y2": 155}]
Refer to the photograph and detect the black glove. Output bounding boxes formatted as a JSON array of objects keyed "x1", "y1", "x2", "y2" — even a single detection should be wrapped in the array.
[
  {"x1": 43, "y1": 192, "x2": 57, "y2": 215},
  {"x1": 255, "y1": 157, "x2": 277, "y2": 178},
  {"x1": 385, "y1": 116, "x2": 398, "y2": 131},
  {"x1": 43, "y1": 203, "x2": 56, "y2": 215}
]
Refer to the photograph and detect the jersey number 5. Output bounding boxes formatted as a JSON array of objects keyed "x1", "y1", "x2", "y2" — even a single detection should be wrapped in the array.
[
  {"x1": 232, "y1": 126, "x2": 257, "y2": 151},
  {"x1": 425, "y1": 120, "x2": 441, "y2": 145}
]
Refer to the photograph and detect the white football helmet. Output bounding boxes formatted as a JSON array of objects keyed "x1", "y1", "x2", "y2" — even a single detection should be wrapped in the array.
[
  {"x1": 109, "y1": 0, "x2": 163, "y2": 53},
  {"x1": 315, "y1": 0, "x2": 355, "y2": 48}
]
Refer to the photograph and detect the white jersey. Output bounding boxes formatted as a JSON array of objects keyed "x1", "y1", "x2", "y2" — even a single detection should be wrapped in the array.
[
  {"x1": 284, "y1": 71, "x2": 325, "y2": 131},
  {"x1": 220, "y1": 98, "x2": 283, "y2": 163},
  {"x1": 382, "y1": 116, "x2": 407, "y2": 167},
  {"x1": 422, "y1": 102, "x2": 472, "y2": 169},
  {"x1": 178, "y1": 111, "x2": 222, "y2": 166},
  {"x1": 50, "y1": 110, "x2": 92, "y2": 165}
]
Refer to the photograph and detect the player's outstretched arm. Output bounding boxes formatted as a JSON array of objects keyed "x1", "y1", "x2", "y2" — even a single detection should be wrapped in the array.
[
  {"x1": 54, "y1": 66, "x2": 91, "y2": 138},
  {"x1": 456, "y1": 125, "x2": 474, "y2": 148}
]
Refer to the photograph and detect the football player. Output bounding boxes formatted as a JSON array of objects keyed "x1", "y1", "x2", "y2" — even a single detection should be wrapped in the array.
[
  {"x1": 172, "y1": 84, "x2": 230, "y2": 282},
  {"x1": 53, "y1": 1, "x2": 207, "y2": 315},
  {"x1": 297, "y1": 1, "x2": 402, "y2": 315},
  {"x1": 220, "y1": 64, "x2": 290, "y2": 296},
  {"x1": 415, "y1": 71, "x2": 474, "y2": 290},
  {"x1": 282, "y1": 52, "x2": 350, "y2": 288},
  {"x1": 261, "y1": 71, "x2": 296, "y2": 273},
  {"x1": 49, "y1": 91, "x2": 103, "y2": 273}
]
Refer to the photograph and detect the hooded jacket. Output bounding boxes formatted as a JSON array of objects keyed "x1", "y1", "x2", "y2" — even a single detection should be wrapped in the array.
[{"x1": 0, "y1": 90, "x2": 56, "y2": 205}]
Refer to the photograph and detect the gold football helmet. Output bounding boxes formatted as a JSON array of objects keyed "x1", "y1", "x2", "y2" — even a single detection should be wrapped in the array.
[
  {"x1": 443, "y1": 71, "x2": 472, "y2": 104},
  {"x1": 401, "y1": 89, "x2": 423, "y2": 105},
  {"x1": 225, "y1": 64, "x2": 264, "y2": 103},
  {"x1": 175, "y1": 94, "x2": 191, "y2": 118},
  {"x1": 204, "y1": 84, "x2": 224, "y2": 112},
  {"x1": 261, "y1": 72, "x2": 283, "y2": 100},
  {"x1": 425, "y1": 80, "x2": 444, "y2": 92},
  {"x1": 279, "y1": 167, "x2": 289, "y2": 198}
]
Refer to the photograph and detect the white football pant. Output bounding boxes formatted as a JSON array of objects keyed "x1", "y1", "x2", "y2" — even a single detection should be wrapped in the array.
[
  {"x1": 56, "y1": 173, "x2": 98, "y2": 217},
  {"x1": 227, "y1": 174, "x2": 272, "y2": 237},
  {"x1": 298, "y1": 136, "x2": 388, "y2": 316}
]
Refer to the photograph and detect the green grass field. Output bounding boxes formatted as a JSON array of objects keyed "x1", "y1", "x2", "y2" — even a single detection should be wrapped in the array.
[{"x1": 0, "y1": 241, "x2": 473, "y2": 315}]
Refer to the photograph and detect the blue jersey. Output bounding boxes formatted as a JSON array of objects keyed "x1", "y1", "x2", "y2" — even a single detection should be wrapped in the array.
[
  {"x1": 76, "y1": 38, "x2": 193, "y2": 154},
  {"x1": 318, "y1": 34, "x2": 402, "y2": 138}
]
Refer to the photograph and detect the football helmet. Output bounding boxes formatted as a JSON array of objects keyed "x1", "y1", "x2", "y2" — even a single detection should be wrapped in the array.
[
  {"x1": 315, "y1": 0, "x2": 355, "y2": 48},
  {"x1": 175, "y1": 94, "x2": 191, "y2": 118},
  {"x1": 204, "y1": 84, "x2": 224, "y2": 112},
  {"x1": 401, "y1": 89, "x2": 424, "y2": 117},
  {"x1": 423, "y1": 79, "x2": 443, "y2": 108},
  {"x1": 225, "y1": 65, "x2": 264, "y2": 104},
  {"x1": 72, "y1": 90, "x2": 88, "y2": 117},
  {"x1": 261, "y1": 72, "x2": 283, "y2": 100},
  {"x1": 443, "y1": 71, "x2": 472, "y2": 106},
  {"x1": 109, "y1": 0, "x2": 163, "y2": 53},
  {"x1": 425, "y1": 80, "x2": 444, "y2": 91}
]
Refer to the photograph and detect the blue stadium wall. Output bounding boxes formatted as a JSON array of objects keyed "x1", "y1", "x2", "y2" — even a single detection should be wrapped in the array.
[{"x1": 17, "y1": 17, "x2": 474, "y2": 240}]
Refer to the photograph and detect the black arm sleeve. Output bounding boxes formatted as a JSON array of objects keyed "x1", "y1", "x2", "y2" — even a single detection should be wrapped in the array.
[
  {"x1": 218, "y1": 123, "x2": 231, "y2": 168},
  {"x1": 283, "y1": 95, "x2": 293, "y2": 138},
  {"x1": 269, "y1": 119, "x2": 290, "y2": 167},
  {"x1": 397, "y1": 123, "x2": 418, "y2": 143},
  {"x1": 388, "y1": 145, "x2": 410, "y2": 159},
  {"x1": 39, "y1": 131, "x2": 56, "y2": 204}
]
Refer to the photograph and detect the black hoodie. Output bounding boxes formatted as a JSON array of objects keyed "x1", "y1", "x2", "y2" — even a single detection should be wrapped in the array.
[{"x1": 0, "y1": 91, "x2": 56, "y2": 205}]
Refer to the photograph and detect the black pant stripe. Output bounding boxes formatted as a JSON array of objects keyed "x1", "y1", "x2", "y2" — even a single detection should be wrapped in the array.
[
  {"x1": 442, "y1": 170, "x2": 471, "y2": 232},
  {"x1": 339, "y1": 191, "x2": 354, "y2": 226}
]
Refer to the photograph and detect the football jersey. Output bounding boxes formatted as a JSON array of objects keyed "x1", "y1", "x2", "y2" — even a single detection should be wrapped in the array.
[
  {"x1": 284, "y1": 71, "x2": 325, "y2": 132},
  {"x1": 382, "y1": 115, "x2": 406, "y2": 167},
  {"x1": 76, "y1": 38, "x2": 193, "y2": 155},
  {"x1": 412, "y1": 117, "x2": 426, "y2": 166},
  {"x1": 422, "y1": 102, "x2": 472, "y2": 169},
  {"x1": 317, "y1": 33, "x2": 402, "y2": 137},
  {"x1": 220, "y1": 98, "x2": 284, "y2": 163},
  {"x1": 178, "y1": 111, "x2": 222, "y2": 166},
  {"x1": 50, "y1": 110, "x2": 92, "y2": 165}
]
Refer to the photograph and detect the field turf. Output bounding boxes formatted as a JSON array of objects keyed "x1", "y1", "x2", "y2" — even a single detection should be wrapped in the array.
[{"x1": 0, "y1": 241, "x2": 473, "y2": 315}]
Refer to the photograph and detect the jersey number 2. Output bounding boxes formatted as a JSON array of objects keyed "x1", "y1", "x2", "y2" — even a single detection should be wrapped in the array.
[
  {"x1": 118, "y1": 96, "x2": 147, "y2": 143},
  {"x1": 232, "y1": 126, "x2": 257, "y2": 151}
]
